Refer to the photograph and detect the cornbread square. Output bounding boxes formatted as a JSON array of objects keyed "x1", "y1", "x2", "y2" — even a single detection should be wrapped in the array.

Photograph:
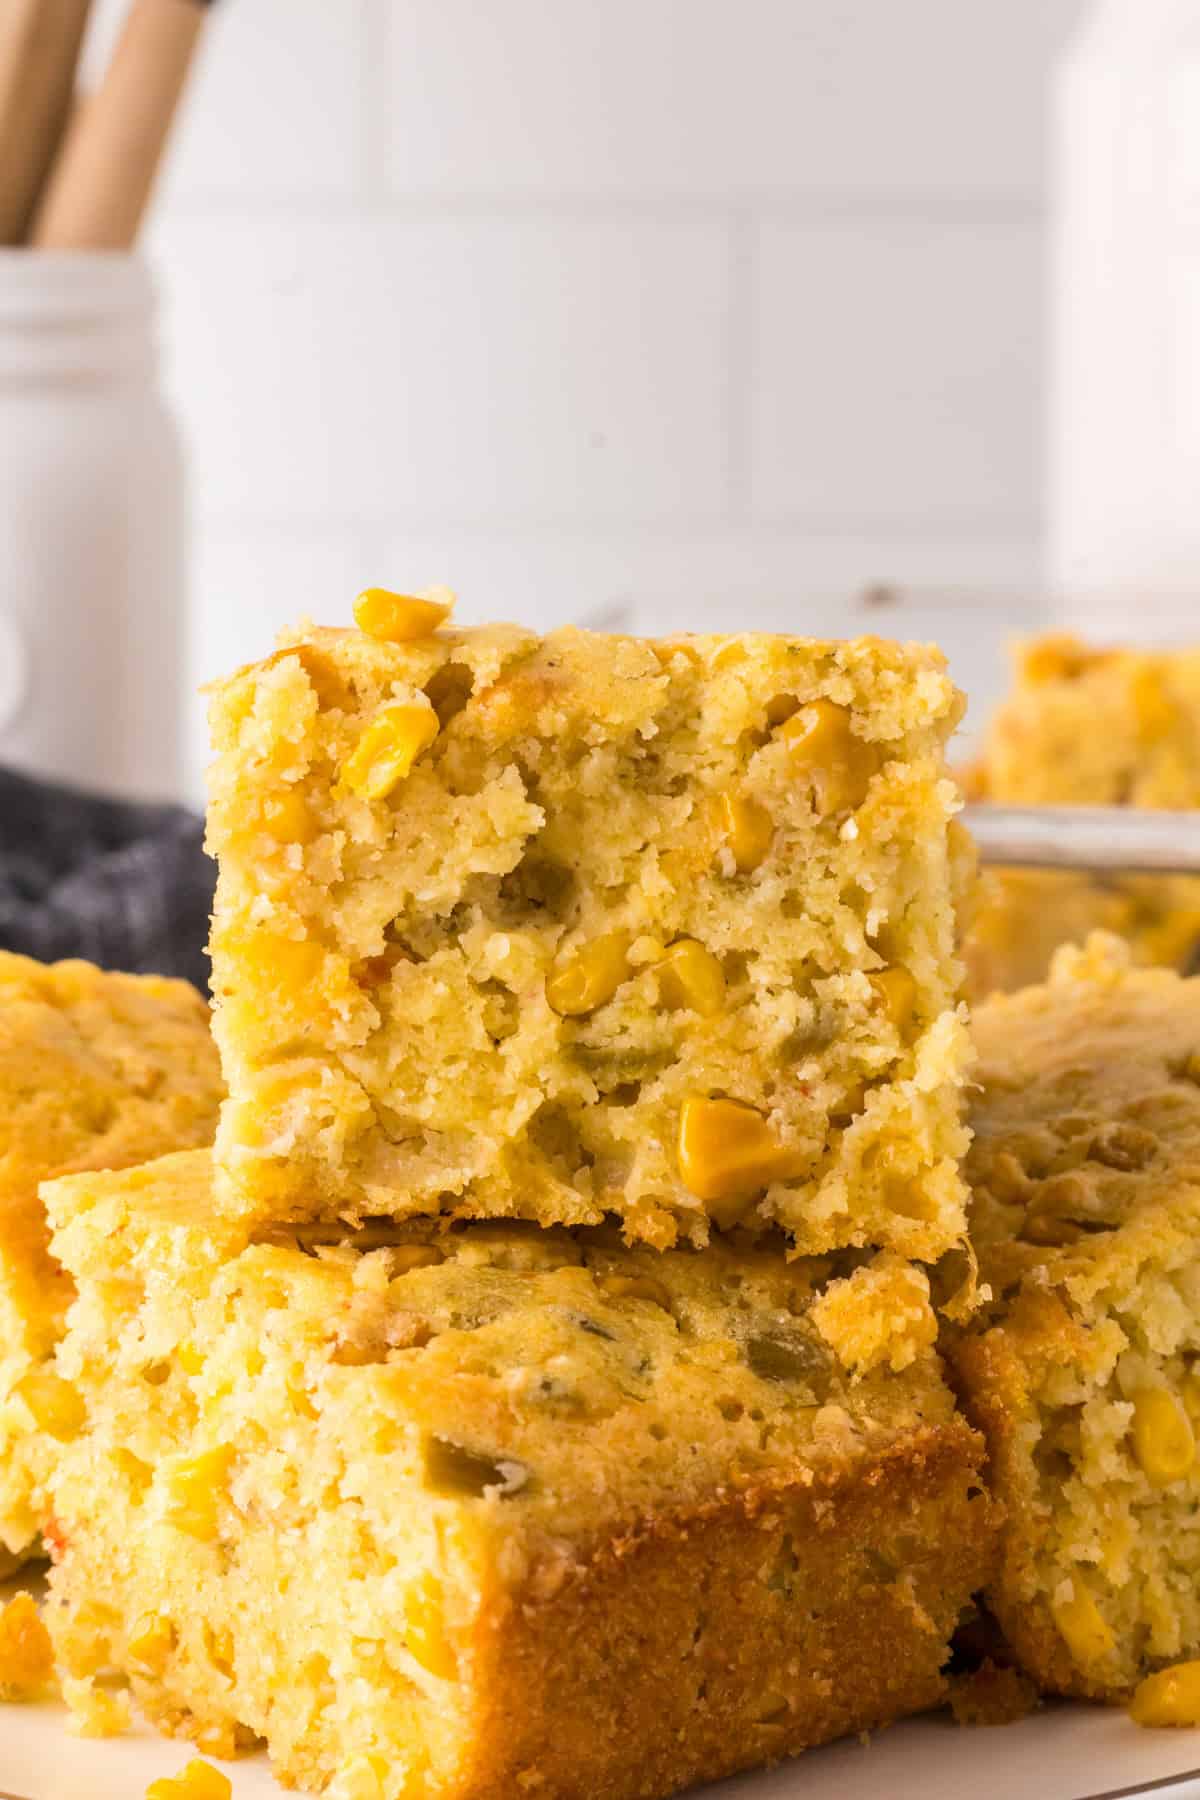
[
  {"x1": 0, "y1": 953, "x2": 222, "y2": 1565},
  {"x1": 952, "y1": 935, "x2": 1200, "y2": 1698},
  {"x1": 207, "y1": 617, "x2": 971, "y2": 1260},
  {"x1": 46, "y1": 1149, "x2": 997, "y2": 1800},
  {"x1": 964, "y1": 633, "x2": 1200, "y2": 997}
]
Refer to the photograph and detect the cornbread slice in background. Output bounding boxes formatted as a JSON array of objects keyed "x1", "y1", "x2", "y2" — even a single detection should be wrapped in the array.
[
  {"x1": 963, "y1": 634, "x2": 1200, "y2": 998},
  {"x1": 0, "y1": 953, "x2": 222, "y2": 1567},
  {"x1": 46, "y1": 1148, "x2": 997, "y2": 1800},
  {"x1": 207, "y1": 609, "x2": 972, "y2": 1262},
  {"x1": 951, "y1": 935, "x2": 1200, "y2": 1698}
]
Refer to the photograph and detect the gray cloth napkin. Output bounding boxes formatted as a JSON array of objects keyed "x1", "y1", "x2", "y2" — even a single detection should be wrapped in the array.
[{"x1": 0, "y1": 766, "x2": 214, "y2": 993}]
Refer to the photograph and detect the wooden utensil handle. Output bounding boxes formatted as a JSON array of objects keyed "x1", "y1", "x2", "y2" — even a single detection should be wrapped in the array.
[
  {"x1": 32, "y1": 0, "x2": 211, "y2": 250},
  {"x1": 0, "y1": 0, "x2": 92, "y2": 245}
]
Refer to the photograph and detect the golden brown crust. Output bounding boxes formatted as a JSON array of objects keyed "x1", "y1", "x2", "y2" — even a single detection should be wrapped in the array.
[{"x1": 453, "y1": 1424, "x2": 998, "y2": 1800}]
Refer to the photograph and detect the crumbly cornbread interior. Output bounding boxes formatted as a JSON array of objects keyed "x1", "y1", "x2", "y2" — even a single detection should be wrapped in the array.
[
  {"x1": 0, "y1": 953, "x2": 222, "y2": 1564},
  {"x1": 46, "y1": 1149, "x2": 992, "y2": 1799},
  {"x1": 963, "y1": 634, "x2": 1200, "y2": 997},
  {"x1": 953, "y1": 935, "x2": 1200, "y2": 1697},
  {"x1": 207, "y1": 620, "x2": 970, "y2": 1260}
]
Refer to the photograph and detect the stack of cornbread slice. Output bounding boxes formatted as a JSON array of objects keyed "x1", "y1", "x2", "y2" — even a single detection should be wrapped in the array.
[{"x1": 40, "y1": 600, "x2": 1003, "y2": 1798}]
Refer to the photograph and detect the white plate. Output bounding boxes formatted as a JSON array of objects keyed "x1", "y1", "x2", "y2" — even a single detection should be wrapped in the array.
[{"x1": 3, "y1": 1698, "x2": 1200, "y2": 1800}]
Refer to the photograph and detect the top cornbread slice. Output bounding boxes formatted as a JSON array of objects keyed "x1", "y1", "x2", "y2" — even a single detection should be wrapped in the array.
[
  {"x1": 0, "y1": 952, "x2": 222, "y2": 1561},
  {"x1": 964, "y1": 633, "x2": 1200, "y2": 996},
  {"x1": 207, "y1": 614, "x2": 970, "y2": 1258}
]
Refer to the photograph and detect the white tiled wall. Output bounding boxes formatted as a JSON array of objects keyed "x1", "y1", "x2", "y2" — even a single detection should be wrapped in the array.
[{"x1": 84, "y1": 0, "x2": 1085, "y2": 795}]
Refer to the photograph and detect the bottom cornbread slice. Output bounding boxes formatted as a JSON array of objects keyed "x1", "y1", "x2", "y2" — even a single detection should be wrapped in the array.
[{"x1": 45, "y1": 1150, "x2": 996, "y2": 1800}]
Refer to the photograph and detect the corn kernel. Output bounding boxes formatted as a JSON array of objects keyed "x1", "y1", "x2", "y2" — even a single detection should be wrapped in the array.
[
  {"x1": 341, "y1": 703, "x2": 439, "y2": 801},
  {"x1": 389, "y1": 1244, "x2": 445, "y2": 1274},
  {"x1": 353, "y1": 586, "x2": 454, "y2": 642},
  {"x1": 146, "y1": 1761, "x2": 232, "y2": 1800},
  {"x1": 163, "y1": 1447, "x2": 235, "y2": 1541},
  {"x1": 260, "y1": 789, "x2": 315, "y2": 843},
  {"x1": 677, "y1": 1096, "x2": 805, "y2": 1220},
  {"x1": 599, "y1": 1274, "x2": 672, "y2": 1308},
  {"x1": 1130, "y1": 1660, "x2": 1200, "y2": 1727},
  {"x1": 1053, "y1": 1581, "x2": 1115, "y2": 1668},
  {"x1": 128, "y1": 1614, "x2": 176, "y2": 1675},
  {"x1": 405, "y1": 1571, "x2": 457, "y2": 1680},
  {"x1": 179, "y1": 1342, "x2": 204, "y2": 1376},
  {"x1": 1131, "y1": 1388, "x2": 1195, "y2": 1487},
  {"x1": 870, "y1": 967, "x2": 917, "y2": 1037},
  {"x1": 718, "y1": 793, "x2": 773, "y2": 873},
  {"x1": 17, "y1": 1369, "x2": 85, "y2": 1441},
  {"x1": 546, "y1": 932, "x2": 630, "y2": 1016},
  {"x1": 241, "y1": 935, "x2": 324, "y2": 994},
  {"x1": 778, "y1": 699, "x2": 872, "y2": 813},
  {"x1": 657, "y1": 939, "x2": 726, "y2": 1017}
]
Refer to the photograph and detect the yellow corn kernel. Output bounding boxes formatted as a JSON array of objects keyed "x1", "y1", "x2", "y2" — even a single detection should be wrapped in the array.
[
  {"x1": 599, "y1": 1273, "x2": 672, "y2": 1309},
  {"x1": 389, "y1": 1244, "x2": 446, "y2": 1274},
  {"x1": 1130, "y1": 1660, "x2": 1200, "y2": 1728},
  {"x1": 1131, "y1": 1388, "x2": 1196, "y2": 1487},
  {"x1": 546, "y1": 932, "x2": 630, "y2": 1016},
  {"x1": 405, "y1": 1571, "x2": 457, "y2": 1680},
  {"x1": 677, "y1": 1096, "x2": 805, "y2": 1218},
  {"x1": 764, "y1": 693, "x2": 800, "y2": 726},
  {"x1": 179, "y1": 1342, "x2": 204, "y2": 1376},
  {"x1": 341, "y1": 703, "x2": 439, "y2": 801},
  {"x1": 870, "y1": 967, "x2": 917, "y2": 1037},
  {"x1": 718, "y1": 792, "x2": 773, "y2": 873},
  {"x1": 657, "y1": 939, "x2": 726, "y2": 1017},
  {"x1": 1052, "y1": 1581, "x2": 1115, "y2": 1669},
  {"x1": 16, "y1": 1369, "x2": 85, "y2": 1441},
  {"x1": 163, "y1": 1447, "x2": 235, "y2": 1541},
  {"x1": 146, "y1": 1762, "x2": 232, "y2": 1800},
  {"x1": 353, "y1": 586, "x2": 454, "y2": 642},
  {"x1": 709, "y1": 639, "x2": 747, "y2": 670},
  {"x1": 242, "y1": 935, "x2": 324, "y2": 994},
  {"x1": 778, "y1": 699, "x2": 872, "y2": 813},
  {"x1": 128, "y1": 1614, "x2": 175, "y2": 1675},
  {"x1": 260, "y1": 789, "x2": 315, "y2": 844}
]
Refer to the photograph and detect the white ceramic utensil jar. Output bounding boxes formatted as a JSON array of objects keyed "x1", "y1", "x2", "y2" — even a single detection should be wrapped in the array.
[
  {"x1": 0, "y1": 251, "x2": 185, "y2": 801},
  {"x1": 1050, "y1": 0, "x2": 1200, "y2": 633}
]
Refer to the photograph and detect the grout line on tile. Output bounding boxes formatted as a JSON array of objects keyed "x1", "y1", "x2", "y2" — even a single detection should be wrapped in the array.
[{"x1": 724, "y1": 211, "x2": 755, "y2": 524}]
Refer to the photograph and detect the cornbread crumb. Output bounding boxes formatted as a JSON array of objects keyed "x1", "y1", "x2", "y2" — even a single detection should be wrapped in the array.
[
  {"x1": 207, "y1": 619, "x2": 970, "y2": 1263},
  {"x1": 0, "y1": 1592, "x2": 53, "y2": 1698},
  {"x1": 64, "y1": 1674, "x2": 132, "y2": 1737},
  {"x1": 0, "y1": 952, "x2": 223, "y2": 1563},
  {"x1": 811, "y1": 1253, "x2": 937, "y2": 1374},
  {"x1": 948, "y1": 1660, "x2": 1039, "y2": 1727},
  {"x1": 963, "y1": 634, "x2": 1200, "y2": 996},
  {"x1": 47, "y1": 1149, "x2": 997, "y2": 1800},
  {"x1": 147, "y1": 1759, "x2": 233, "y2": 1800},
  {"x1": 952, "y1": 935, "x2": 1200, "y2": 1698}
]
